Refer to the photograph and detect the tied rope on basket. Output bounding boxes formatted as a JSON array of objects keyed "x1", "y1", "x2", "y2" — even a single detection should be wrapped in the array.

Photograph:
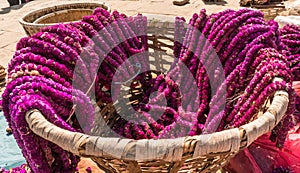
[
  {"x1": 0, "y1": 65, "x2": 6, "y2": 111},
  {"x1": 1, "y1": 7, "x2": 296, "y2": 173},
  {"x1": 0, "y1": 65, "x2": 6, "y2": 89}
]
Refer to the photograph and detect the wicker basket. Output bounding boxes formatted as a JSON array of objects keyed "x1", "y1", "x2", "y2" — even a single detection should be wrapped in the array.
[
  {"x1": 251, "y1": 2, "x2": 286, "y2": 21},
  {"x1": 0, "y1": 65, "x2": 6, "y2": 90},
  {"x1": 24, "y1": 15, "x2": 289, "y2": 173},
  {"x1": 259, "y1": 8, "x2": 286, "y2": 21},
  {"x1": 19, "y1": 2, "x2": 110, "y2": 36}
]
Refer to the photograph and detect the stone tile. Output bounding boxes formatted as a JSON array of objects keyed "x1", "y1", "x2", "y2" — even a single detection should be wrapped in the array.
[
  {"x1": 2, "y1": 42, "x2": 17, "y2": 52},
  {"x1": 0, "y1": 0, "x2": 9, "y2": 9},
  {"x1": 0, "y1": 31, "x2": 24, "y2": 48},
  {"x1": 105, "y1": 0, "x2": 142, "y2": 14},
  {"x1": 0, "y1": 48, "x2": 14, "y2": 68},
  {"x1": 0, "y1": 20, "x2": 26, "y2": 33}
]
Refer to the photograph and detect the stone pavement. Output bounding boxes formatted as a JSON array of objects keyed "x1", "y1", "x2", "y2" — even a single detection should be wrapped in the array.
[{"x1": 0, "y1": 0, "x2": 242, "y2": 68}]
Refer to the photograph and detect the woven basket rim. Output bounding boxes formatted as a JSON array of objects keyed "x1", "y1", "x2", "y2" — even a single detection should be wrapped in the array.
[
  {"x1": 25, "y1": 89, "x2": 289, "y2": 162},
  {"x1": 33, "y1": 9, "x2": 94, "y2": 24},
  {"x1": 18, "y1": 2, "x2": 111, "y2": 28}
]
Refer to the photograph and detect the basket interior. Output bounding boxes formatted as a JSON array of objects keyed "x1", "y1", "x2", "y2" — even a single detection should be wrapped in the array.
[
  {"x1": 90, "y1": 16, "x2": 273, "y2": 138},
  {"x1": 22, "y1": 3, "x2": 109, "y2": 24},
  {"x1": 91, "y1": 21, "x2": 176, "y2": 137},
  {"x1": 34, "y1": 9, "x2": 93, "y2": 24}
]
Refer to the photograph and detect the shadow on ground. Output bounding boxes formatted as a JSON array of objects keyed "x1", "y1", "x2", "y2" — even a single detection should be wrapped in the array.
[
  {"x1": 203, "y1": 0, "x2": 228, "y2": 6},
  {"x1": 0, "y1": 3, "x2": 25, "y2": 14}
]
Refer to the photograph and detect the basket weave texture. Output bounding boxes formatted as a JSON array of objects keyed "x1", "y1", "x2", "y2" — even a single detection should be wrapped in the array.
[
  {"x1": 23, "y1": 16, "x2": 290, "y2": 172},
  {"x1": 259, "y1": 7, "x2": 286, "y2": 21},
  {"x1": 0, "y1": 65, "x2": 6, "y2": 89},
  {"x1": 19, "y1": 2, "x2": 110, "y2": 36},
  {"x1": 249, "y1": 2, "x2": 286, "y2": 21}
]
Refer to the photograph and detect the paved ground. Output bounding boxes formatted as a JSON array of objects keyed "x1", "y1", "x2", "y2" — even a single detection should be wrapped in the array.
[{"x1": 0, "y1": 0, "x2": 243, "y2": 68}]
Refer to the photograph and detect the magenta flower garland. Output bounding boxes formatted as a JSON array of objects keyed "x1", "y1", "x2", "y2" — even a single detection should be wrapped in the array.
[
  {"x1": 0, "y1": 164, "x2": 30, "y2": 173},
  {"x1": 279, "y1": 24, "x2": 300, "y2": 134}
]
